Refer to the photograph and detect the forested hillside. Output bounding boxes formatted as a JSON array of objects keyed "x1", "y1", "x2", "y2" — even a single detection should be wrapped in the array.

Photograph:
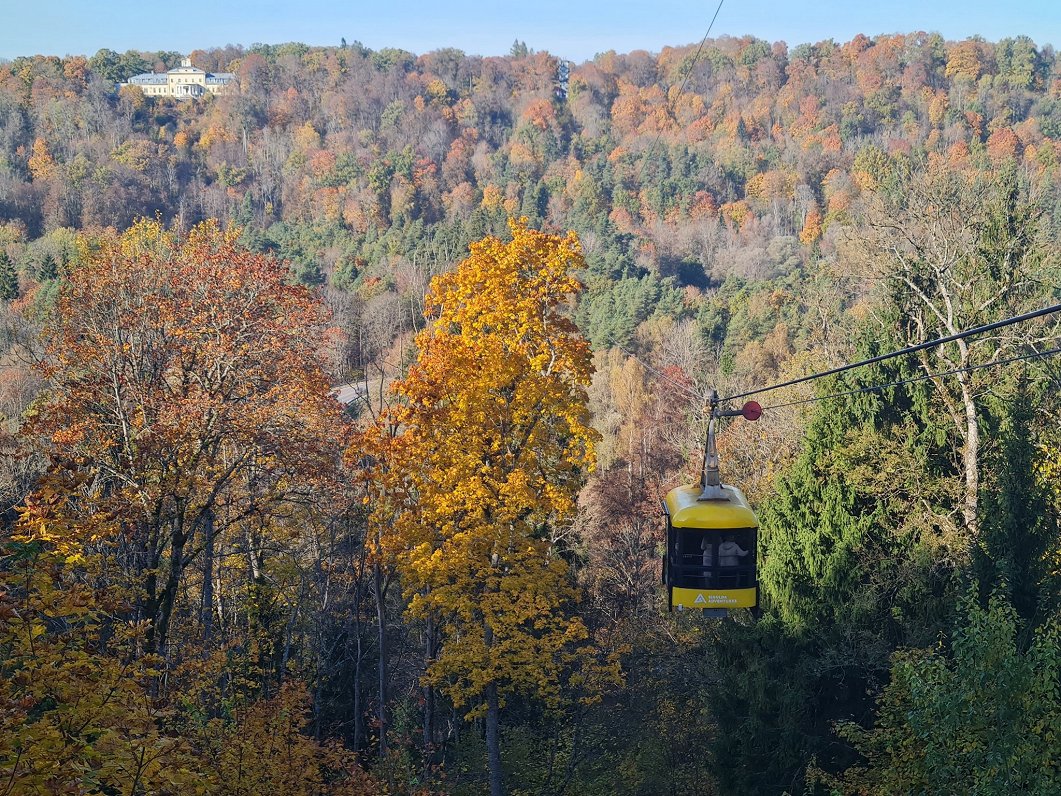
[{"x1": 1, "y1": 32, "x2": 1060, "y2": 794}]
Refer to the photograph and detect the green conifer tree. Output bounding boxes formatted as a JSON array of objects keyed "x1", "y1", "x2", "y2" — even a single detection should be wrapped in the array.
[
  {"x1": 709, "y1": 325, "x2": 961, "y2": 793},
  {"x1": 978, "y1": 373, "x2": 1057, "y2": 621},
  {"x1": 38, "y1": 254, "x2": 59, "y2": 282},
  {"x1": 0, "y1": 251, "x2": 19, "y2": 301}
]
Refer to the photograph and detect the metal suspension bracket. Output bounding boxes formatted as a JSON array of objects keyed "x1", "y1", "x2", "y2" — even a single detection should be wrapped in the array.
[
  {"x1": 698, "y1": 390, "x2": 763, "y2": 502},
  {"x1": 699, "y1": 390, "x2": 724, "y2": 500}
]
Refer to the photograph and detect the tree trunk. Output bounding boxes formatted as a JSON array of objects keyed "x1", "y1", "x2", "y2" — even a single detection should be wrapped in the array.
[
  {"x1": 484, "y1": 622, "x2": 503, "y2": 796},
  {"x1": 201, "y1": 509, "x2": 215, "y2": 643},
  {"x1": 373, "y1": 560, "x2": 389, "y2": 758},
  {"x1": 423, "y1": 611, "x2": 436, "y2": 774},
  {"x1": 485, "y1": 680, "x2": 502, "y2": 796},
  {"x1": 147, "y1": 519, "x2": 187, "y2": 660},
  {"x1": 353, "y1": 619, "x2": 364, "y2": 751},
  {"x1": 957, "y1": 369, "x2": 980, "y2": 538},
  {"x1": 246, "y1": 528, "x2": 263, "y2": 581},
  {"x1": 153, "y1": 544, "x2": 183, "y2": 660},
  {"x1": 351, "y1": 538, "x2": 367, "y2": 752}
]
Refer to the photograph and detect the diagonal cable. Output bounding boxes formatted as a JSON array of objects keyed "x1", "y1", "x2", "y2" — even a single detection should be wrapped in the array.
[
  {"x1": 761, "y1": 345, "x2": 1061, "y2": 412},
  {"x1": 720, "y1": 302, "x2": 1061, "y2": 403}
]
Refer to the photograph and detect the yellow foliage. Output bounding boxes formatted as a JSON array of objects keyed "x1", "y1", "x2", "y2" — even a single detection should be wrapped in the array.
[
  {"x1": 293, "y1": 120, "x2": 322, "y2": 153},
  {"x1": 481, "y1": 183, "x2": 503, "y2": 210},
  {"x1": 0, "y1": 219, "x2": 28, "y2": 247},
  {"x1": 369, "y1": 219, "x2": 619, "y2": 719},
  {"x1": 0, "y1": 543, "x2": 379, "y2": 795},
  {"x1": 193, "y1": 683, "x2": 377, "y2": 795},
  {"x1": 945, "y1": 39, "x2": 987, "y2": 81},
  {"x1": 198, "y1": 124, "x2": 236, "y2": 151},
  {"x1": 746, "y1": 169, "x2": 798, "y2": 200},
  {"x1": 720, "y1": 199, "x2": 751, "y2": 228},
  {"x1": 426, "y1": 77, "x2": 452, "y2": 106},
  {"x1": 928, "y1": 89, "x2": 948, "y2": 128},
  {"x1": 27, "y1": 137, "x2": 57, "y2": 182},
  {"x1": 800, "y1": 207, "x2": 823, "y2": 245},
  {"x1": 508, "y1": 140, "x2": 536, "y2": 166},
  {"x1": 111, "y1": 139, "x2": 157, "y2": 173},
  {"x1": 0, "y1": 545, "x2": 204, "y2": 795}
]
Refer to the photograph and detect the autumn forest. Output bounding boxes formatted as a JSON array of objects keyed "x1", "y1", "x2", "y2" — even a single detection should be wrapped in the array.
[{"x1": 1, "y1": 31, "x2": 1061, "y2": 795}]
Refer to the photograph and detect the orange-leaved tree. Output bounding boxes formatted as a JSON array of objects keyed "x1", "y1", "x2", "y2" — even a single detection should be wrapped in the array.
[
  {"x1": 23, "y1": 218, "x2": 346, "y2": 661},
  {"x1": 382, "y1": 219, "x2": 620, "y2": 796}
]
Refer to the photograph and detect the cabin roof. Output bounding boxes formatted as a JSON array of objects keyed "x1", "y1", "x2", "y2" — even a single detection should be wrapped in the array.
[{"x1": 664, "y1": 483, "x2": 758, "y2": 529}]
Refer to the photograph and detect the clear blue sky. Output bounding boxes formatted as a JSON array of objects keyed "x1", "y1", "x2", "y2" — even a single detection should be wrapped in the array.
[{"x1": 2, "y1": 0, "x2": 1059, "y2": 63}]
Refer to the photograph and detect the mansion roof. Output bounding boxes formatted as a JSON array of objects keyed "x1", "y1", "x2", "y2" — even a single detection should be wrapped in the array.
[{"x1": 127, "y1": 68, "x2": 236, "y2": 84}]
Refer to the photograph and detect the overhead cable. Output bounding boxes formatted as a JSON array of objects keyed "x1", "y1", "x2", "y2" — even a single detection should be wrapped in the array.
[
  {"x1": 719, "y1": 302, "x2": 1061, "y2": 403},
  {"x1": 760, "y1": 345, "x2": 1061, "y2": 412},
  {"x1": 610, "y1": 339, "x2": 706, "y2": 401},
  {"x1": 633, "y1": 0, "x2": 725, "y2": 189}
]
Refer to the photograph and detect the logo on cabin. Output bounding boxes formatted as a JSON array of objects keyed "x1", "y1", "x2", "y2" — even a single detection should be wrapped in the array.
[
  {"x1": 707, "y1": 594, "x2": 738, "y2": 605},
  {"x1": 694, "y1": 594, "x2": 707, "y2": 605}
]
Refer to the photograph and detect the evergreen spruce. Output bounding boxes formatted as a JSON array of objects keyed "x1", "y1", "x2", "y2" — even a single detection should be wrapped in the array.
[
  {"x1": 978, "y1": 374, "x2": 1056, "y2": 622},
  {"x1": 38, "y1": 253, "x2": 59, "y2": 282},
  {"x1": 0, "y1": 251, "x2": 19, "y2": 301},
  {"x1": 708, "y1": 324, "x2": 962, "y2": 793}
]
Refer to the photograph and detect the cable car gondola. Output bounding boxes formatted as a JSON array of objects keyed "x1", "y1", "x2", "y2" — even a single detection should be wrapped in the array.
[{"x1": 663, "y1": 393, "x2": 761, "y2": 615}]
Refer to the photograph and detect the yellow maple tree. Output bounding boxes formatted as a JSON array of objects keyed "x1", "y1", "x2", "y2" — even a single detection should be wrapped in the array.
[
  {"x1": 377, "y1": 219, "x2": 619, "y2": 795},
  {"x1": 0, "y1": 540, "x2": 379, "y2": 795},
  {"x1": 27, "y1": 137, "x2": 57, "y2": 182}
]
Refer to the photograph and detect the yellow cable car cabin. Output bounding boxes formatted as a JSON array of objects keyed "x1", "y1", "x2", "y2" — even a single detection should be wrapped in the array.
[
  {"x1": 663, "y1": 484, "x2": 758, "y2": 612},
  {"x1": 662, "y1": 394, "x2": 761, "y2": 614}
]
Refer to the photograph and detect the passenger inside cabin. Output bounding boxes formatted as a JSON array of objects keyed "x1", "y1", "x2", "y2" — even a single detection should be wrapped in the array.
[
  {"x1": 718, "y1": 534, "x2": 748, "y2": 567},
  {"x1": 718, "y1": 534, "x2": 749, "y2": 586},
  {"x1": 701, "y1": 536, "x2": 713, "y2": 587}
]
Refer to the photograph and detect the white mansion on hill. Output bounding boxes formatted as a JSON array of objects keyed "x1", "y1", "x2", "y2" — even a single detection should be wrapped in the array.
[{"x1": 121, "y1": 58, "x2": 237, "y2": 98}]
